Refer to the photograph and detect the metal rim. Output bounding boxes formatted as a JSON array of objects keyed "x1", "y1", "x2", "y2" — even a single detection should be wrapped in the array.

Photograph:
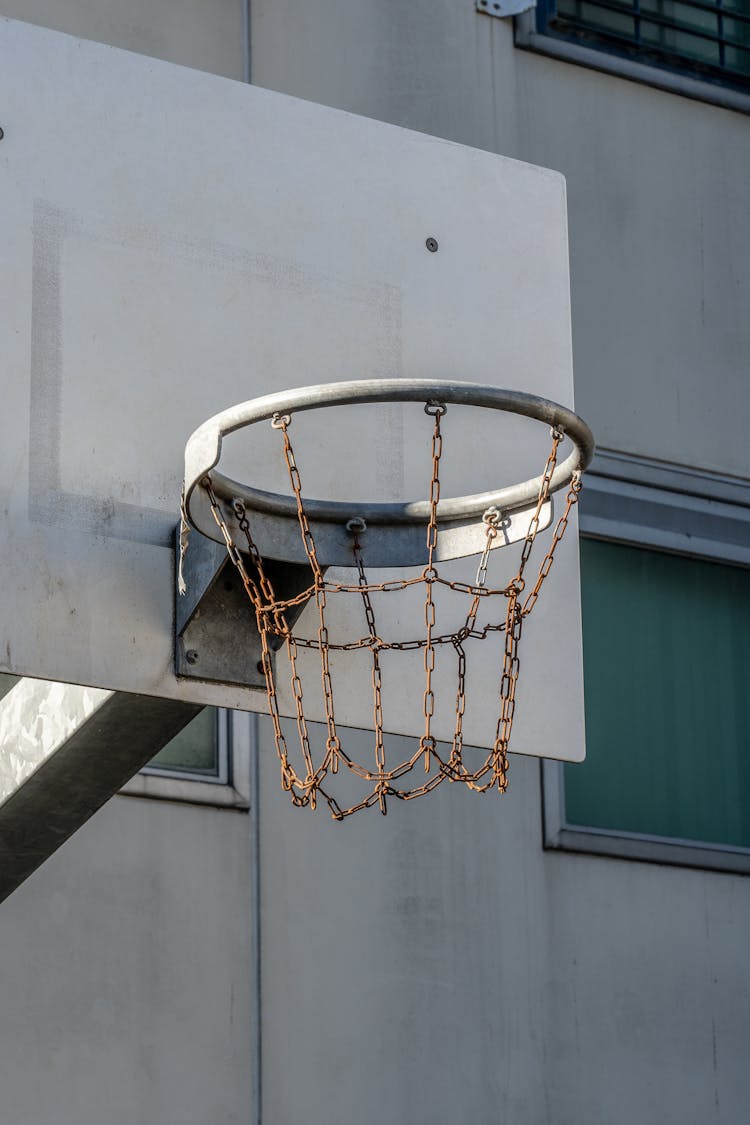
[{"x1": 183, "y1": 378, "x2": 594, "y2": 531}]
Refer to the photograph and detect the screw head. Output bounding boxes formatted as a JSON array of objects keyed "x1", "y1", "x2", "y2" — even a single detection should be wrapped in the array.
[
  {"x1": 425, "y1": 237, "x2": 439, "y2": 253},
  {"x1": 185, "y1": 649, "x2": 199, "y2": 665}
]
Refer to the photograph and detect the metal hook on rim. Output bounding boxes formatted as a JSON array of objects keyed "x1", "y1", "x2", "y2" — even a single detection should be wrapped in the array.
[
  {"x1": 424, "y1": 400, "x2": 447, "y2": 417},
  {"x1": 346, "y1": 516, "x2": 368, "y2": 536},
  {"x1": 271, "y1": 412, "x2": 292, "y2": 429}
]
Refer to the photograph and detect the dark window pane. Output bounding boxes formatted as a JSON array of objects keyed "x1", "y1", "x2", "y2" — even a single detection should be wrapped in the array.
[
  {"x1": 725, "y1": 14, "x2": 750, "y2": 44},
  {"x1": 641, "y1": 19, "x2": 721, "y2": 65},
  {"x1": 557, "y1": 0, "x2": 637, "y2": 36},
  {"x1": 725, "y1": 43, "x2": 750, "y2": 73},
  {"x1": 148, "y1": 708, "x2": 220, "y2": 776},
  {"x1": 565, "y1": 540, "x2": 750, "y2": 849},
  {"x1": 640, "y1": 0, "x2": 719, "y2": 38},
  {"x1": 724, "y1": 17, "x2": 750, "y2": 75}
]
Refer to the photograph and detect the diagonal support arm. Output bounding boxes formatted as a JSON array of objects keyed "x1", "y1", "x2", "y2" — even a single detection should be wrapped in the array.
[{"x1": 0, "y1": 678, "x2": 202, "y2": 903}]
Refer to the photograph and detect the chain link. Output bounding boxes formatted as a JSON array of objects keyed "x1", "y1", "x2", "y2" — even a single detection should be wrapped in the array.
[
  {"x1": 353, "y1": 535, "x2": 388, "y2": 811},
  {"x1": 199, "y1": 410, "x2": 582, "y2": 818},
  {"x1": 421, "y1": 407, "x2": 444, "y2": 772}
]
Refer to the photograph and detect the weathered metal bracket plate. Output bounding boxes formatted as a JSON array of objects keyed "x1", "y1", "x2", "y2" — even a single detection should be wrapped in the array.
[
  {"x1": 175, "y1": 527, "x2": 315, "y2": 688},
  {"x1": 476, "y1": 0, "x2": 536, "y2": 17}
]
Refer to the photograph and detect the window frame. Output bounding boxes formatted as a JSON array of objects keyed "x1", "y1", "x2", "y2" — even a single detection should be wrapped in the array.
[
  {"x1": 515, "y1": 7, "x2": 750, "y2": 115},
  {"x1": 121, "y1": 709, "x2": 252, "y2": 809},
  {"x1": 542, "y1": 448, "x2": 750, "y2": 874}
]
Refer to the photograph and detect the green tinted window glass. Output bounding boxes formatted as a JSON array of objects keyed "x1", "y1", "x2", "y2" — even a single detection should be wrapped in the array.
[
  {"x1": 566, "y1": 540, "x2": 750, "y2": 848},
  {"x1": 148, "y1": 708, "x2": 220, "y2": 776}
]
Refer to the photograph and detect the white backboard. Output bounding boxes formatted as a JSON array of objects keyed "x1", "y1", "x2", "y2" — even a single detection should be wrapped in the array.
[{"x1": 0, "y1": 17, "x2": 585, "y2": 761}]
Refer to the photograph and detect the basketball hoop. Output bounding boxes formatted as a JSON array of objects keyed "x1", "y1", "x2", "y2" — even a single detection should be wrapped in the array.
[{"x1": 181, "y1": 380, "x2": 594, "y2": 819}]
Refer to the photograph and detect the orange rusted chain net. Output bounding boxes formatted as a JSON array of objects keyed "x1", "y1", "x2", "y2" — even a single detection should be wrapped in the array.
[{"x1": 204, "y1": 404, "x2": 582, "y2": 819}]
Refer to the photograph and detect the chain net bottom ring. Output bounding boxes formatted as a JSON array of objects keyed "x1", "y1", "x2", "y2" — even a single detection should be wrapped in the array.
[{"x1": 204, "y1": 407, "x2": 582, "y2": 819}]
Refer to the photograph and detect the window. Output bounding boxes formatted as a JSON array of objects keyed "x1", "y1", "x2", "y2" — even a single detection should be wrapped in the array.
[
  {"x1": 145, "y1": 708, "x2": 224, "y2": 780},
  {"x1": 536, "y1": 0, "x2": 750, "y2": 90},
  {"x1": 516, "y1": 0, "x2": 750, "y2": 110},
  {"x1": 543, "y1": 451, "x2": 750, "y2": 873},
  {"x1": 123, "y1": 708, "x2": 252, "y2": 809}
]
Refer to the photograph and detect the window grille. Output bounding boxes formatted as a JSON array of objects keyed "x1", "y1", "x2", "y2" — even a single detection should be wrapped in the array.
[{"x1": 536, "y1": 0, "x2": 750, "y2": 91}]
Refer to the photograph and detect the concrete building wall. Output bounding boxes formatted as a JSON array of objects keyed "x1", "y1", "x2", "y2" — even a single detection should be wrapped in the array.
[
  {"x1": 251, "y1": 0, "x2": 750, "y2": 477},
  {"x1": 257, "y1": 744, "x2": 750, "y2": 1125},
  {"x1": 2, "y1": 2, "x2": 749, "y2": 1124},
  {"x1": 0, "y1": 795, "x2": 254, "y2": 1125},
  {"x1": 0, "y1": 0, "x2": 246, "y2": 78}
]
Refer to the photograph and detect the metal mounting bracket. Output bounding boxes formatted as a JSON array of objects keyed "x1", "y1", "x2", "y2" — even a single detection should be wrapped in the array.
[
  {"x1": 174, "y1": 527, "x2": 315, "y2": 688},
  {"x1": 476, "y1": 0, "x2": 536, "y2": 18}
]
